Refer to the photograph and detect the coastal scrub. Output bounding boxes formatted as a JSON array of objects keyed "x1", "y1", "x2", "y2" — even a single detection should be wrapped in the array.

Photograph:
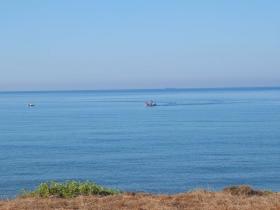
[{"x1": 21, "y1": 181, "x2": 120, "y2": 198}]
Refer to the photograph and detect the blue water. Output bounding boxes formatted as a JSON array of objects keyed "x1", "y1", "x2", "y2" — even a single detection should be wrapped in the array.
[{"x1": 0, "y1": 88, "x2": 280, "y2": 198}]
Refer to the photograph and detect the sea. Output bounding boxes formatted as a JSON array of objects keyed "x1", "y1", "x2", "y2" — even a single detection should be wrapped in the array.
[{"x1": 0, "y1": 87, "x2": 280, "y2": 198}]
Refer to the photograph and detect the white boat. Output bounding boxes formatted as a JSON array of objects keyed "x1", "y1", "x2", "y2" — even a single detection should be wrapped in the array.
[{"x1": 145, "y1": 100, "x2": 157, "y2": 107}]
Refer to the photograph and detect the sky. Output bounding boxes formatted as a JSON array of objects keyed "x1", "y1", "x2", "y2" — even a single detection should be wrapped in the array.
[{"x1": 0, "y1": 0, "x2": 279, "y2": 91}]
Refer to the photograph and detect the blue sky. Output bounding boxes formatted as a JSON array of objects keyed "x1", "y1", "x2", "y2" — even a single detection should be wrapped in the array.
[{"x1": 0, "y1": 0, "x2": 279, "y2": 90}]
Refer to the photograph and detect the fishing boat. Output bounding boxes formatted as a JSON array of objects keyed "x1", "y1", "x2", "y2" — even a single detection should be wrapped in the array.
[
  {"x1": 28, "y1": 103, "x2": 35, "y2": 107},
  {"x1": 145, "y1": 100, "x2": 157, "y2": 107}
]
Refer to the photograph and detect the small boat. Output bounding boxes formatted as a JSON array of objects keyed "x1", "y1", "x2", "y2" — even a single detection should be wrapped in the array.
[
  {"x1": 145, "y1": 100, "x2": 157, "y2": 107},
  {"x1": 28, "y1": 103, "x2": 35, "y2": 107}
]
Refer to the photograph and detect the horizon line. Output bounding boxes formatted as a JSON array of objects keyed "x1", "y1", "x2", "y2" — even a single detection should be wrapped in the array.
[{"x1": 0, "y1": 85, "x2": 280, "y2": 93}]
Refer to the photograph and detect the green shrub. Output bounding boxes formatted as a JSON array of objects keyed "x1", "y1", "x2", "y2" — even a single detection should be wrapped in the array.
[{"x1": 21, "y1": 181, "x2": 120, "y2": 198}]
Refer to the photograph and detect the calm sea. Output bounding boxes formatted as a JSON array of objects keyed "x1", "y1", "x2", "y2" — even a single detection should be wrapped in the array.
[{"x1": 0, "y1": 88, "x2": 280, "y2": 198}]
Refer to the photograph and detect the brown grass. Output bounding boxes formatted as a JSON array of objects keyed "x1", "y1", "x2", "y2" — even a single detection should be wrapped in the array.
[{"x1": 0, "y1": 186, "x2": 280, "y2": 210}]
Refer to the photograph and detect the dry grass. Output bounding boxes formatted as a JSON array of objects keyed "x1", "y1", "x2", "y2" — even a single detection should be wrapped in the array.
[{"x1": 0, "y1": 186, "x2": 280, "y2": 210}]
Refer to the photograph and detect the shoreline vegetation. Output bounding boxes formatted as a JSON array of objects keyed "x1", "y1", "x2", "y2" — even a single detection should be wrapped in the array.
[
  {"x1": 20, "y1": 181, "x2": 120, "y2": 198},
  {"x1": 0, "y1": 181, "x2": 280, "y2": 210}
]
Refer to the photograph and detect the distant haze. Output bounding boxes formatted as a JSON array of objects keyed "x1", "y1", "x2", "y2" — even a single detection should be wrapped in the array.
[{"x1": 0, "y1": 0, "x2": 279, "y2": 91}]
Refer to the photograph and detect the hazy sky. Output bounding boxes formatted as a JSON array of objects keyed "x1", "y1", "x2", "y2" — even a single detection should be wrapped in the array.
[{"x1": 0, "y1": 0, "x2": 279, "y2": 90}]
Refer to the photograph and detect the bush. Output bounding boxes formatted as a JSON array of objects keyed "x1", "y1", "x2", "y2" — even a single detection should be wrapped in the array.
[
  {"x1": 21, "y1": 181, "x2": 120, "y2": 198},
  {"x1": 222, "y1": 185, "x2": 271, "y2": 196}
]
